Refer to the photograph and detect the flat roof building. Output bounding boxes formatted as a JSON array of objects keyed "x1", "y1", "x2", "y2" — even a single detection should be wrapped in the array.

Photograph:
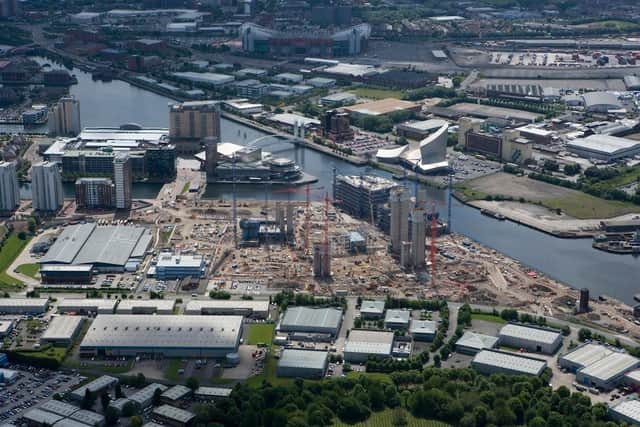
[
  {"x1": 277, "y1": 349, "x2": 329, "y2": 379},
  {"x1": 0, "y1": 320, "x2": 14, "y2": 338},
  {"x1": 80, "y1": 315, "x2": 243, "y2": 358},
  {"x1": 171, "y1": 72, "x2": 234, "y2": 87},
  {"x1": 472, "y1": 349, "x2": 547, "y2": 376},
  {"x1": 115, "y1": 299, "x2": 176, "y2": 314},
  {"x1": 40, "y1": 316, "x2": 84, "y2": 346},
  {"x1": 70, "y1": 376, "x2": 118, "y2": 401},
  {"x1": 498, "y1": 323, "x2": 563, "y2": 354},
  {"x1": 0, "y1": 298, "x2": 49, "y2": 314},
  {"x1": 409, "y1": 320, "x2": 437, "y2": 341},
  {"x1": 153, "y1": 254, "x2": 205, "y2": 280},
  {"x1": 22, "y1": 409, "x2": 63, "y2": 427},
  {"x1": 610, "y1": 399, "x2": 640, "y2": 425},
  {"x1": 456, "y1": 332, "x2": 499, "y2": 355},
  {"x1": 69, "y1": 410, "x2": 105, "y2": 427},
  {"x1": 558, "y1": 343, "x2": 614, "y2": 372},
  {"x1": 344, "y1": 98, "x2": 419, "y2": 118},
  {"x1": 576, "y1": 352, "x2": 640, "y2": 391},
  {"x1": 152, "y1": 405, "x2": 195, "y2": 427},
  {"x1": 108, "y1": 398, "x2": 132, "y2": 414},
  {"x1": 359, "y1": 300, "x2": 385, "y2": 319},
  {"x1": 39, "y1": 400, "x2": 79, "y2": 418},
  {"x1": 161, "y1": 385, "x2": 191, "y2": 403},
  {"x1": 384, "y1": 309, "x2": 411, "y2": 330},
  {"x1": 58, "y1": 299, "x2": 117, "y2": 315},
  {"x1": 344, "y1": 330, "x2": 394, "y2": 363},
  {"x1": 194, "y1": 387, "x2": 232, "y2": 400},
  {"x1": 54, "y1": 419, "x2": 91, "y2": 427},
  {"x1": 279, "y1": 307, "x2": 343, "y2": 337},
  {"x1": 184, "y1": 300, "x2": 269, "y2": 318},
  {"x1": 334, "y1": 174, "x2": 397, "y2": 221},
  {"x1": 567, "y1": 134, "x2": 640, "y2": 162},
  {"x1": 129, "y1": 383, "x2": 168, "y2": 409},
  {"x1": 319, "y1": 92, "x2": 357, "y2": 107}
]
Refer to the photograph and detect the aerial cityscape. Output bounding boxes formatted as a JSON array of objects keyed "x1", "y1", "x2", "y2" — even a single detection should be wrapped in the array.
[{"x1": 1, "y1": 0, "x2": 640, "y2": 426}]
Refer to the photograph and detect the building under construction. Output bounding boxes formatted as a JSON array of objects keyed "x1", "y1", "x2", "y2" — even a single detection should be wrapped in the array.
[{"x1": 333, "y1": 175, "x2": 397, "y2": 223}]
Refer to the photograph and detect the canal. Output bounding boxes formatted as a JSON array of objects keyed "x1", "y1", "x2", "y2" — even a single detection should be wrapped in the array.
[{"x1": 11, "y1": 58, "x2": 640, "y2": 304}]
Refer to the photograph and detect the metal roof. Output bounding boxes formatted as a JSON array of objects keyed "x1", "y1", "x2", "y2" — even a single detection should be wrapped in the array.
[
  {"x1": 384, "y1": 309, "x2": 410, "y2": 325},
  {"x1": 560, "y1": 343, "x2": 613, "y2": 369},
  {"x1": 40, "y1": 400, "x2": 79, "y2": 417},
  {"x1": 0, "y1": 298, "x2": 48, "y2": 311},
  {"x1": 456, "y1": 332, "x2": 499, "y2": 350},
  {"x1": 22, "y1": 409, "x2": 64, "y2": 425},
  {"x1": 156, "y1": 254, "x2": 203, "y2": 268},
  {"x1": 58, "y1": 298, "x2": 118, "y2": 311},
  {"x1": 70, "y1": 410, "x2": 105, "y2": 426},
  {"x1": 278, "y1": 349, "x2": 328, "y2": 370},
  {"x1": 344, "y1": 330, "x2": 394, "y2": 356},
  {"x1": 625, "y1": 369, "x2": 640, "y2": 384},
  {"x1": 567, "y1": 134, "x2": 640, "y2": 155},
  {"x1": 280, "y1": 307, "x2": 342, "y2": 331},
  {"x1": 108, "y1": 398, "x2": 131, "y2": 412},
  {"x1": 409, "y1": 320, "x2": 437, "y2": 335},
  {"x1": 115, "y1": 300, "x2": 176, "y2": 313},
  {"x1": 129, "y1": 383, "x2": 168, "y2": 405},
  {"x1": 54, "y1": 419, "x2": 90, "y2": 427},
  {"x1": 582, "y1": 91, "x2": 622, "y2": 108},
  {"x1": 41, "y1": 316, "x2": 83, "y2": 341},
  {"x1": 360, "y1": 300, "x2": 385, "y2": 315},
  {"x1": 345, "y1": 99, "x2": 418, "y2": 116},
  {"x1": 172, "y1": 72, "x2": 235, "y2": 86},
  {"x1": 71, "y1": 376, "x2": 118, "y2": 398},
  {"x1": 80, "y1": 315, "x2": 242, "y2": 350},
  {"x1": 161, "y1": 385, "x2": 191, "y2": 401},
  {"x1": 579, "y1": 352, "x2": 639, "y2": 382},
  {"x1": 194, "y1": 387, "x2": 232, "y2": 398},
  {"x1": 41, "y1": 223, "x2": 96, "y2": 264},
  {"x1": 397, "y1": 119, "x2": 448, "y2": 132},
  {"x1": 611, "y1": 399, "x2": 640, "y2": 423},
  {"x1": 152, "y1": 405, "x2": 196, "y2": 423},
  {"x1": 499, "y1": 324, "x2": 561, "y2": 345},
  {"x1": 184, "y1": 299, "x2": 269, "y2": 313},
  {"x1": 473, "y1": 350, "x2": 547, "y2": 375}
]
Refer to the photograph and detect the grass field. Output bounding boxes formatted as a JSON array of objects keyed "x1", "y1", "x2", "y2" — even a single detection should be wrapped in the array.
[
  {"x1": 350, "y1": 87, "x2": 404, "y2": 100},
  {"x1": 247, "y1": 323, "x2": 275, "y2": 346},
  {"x1": 471, "y1": 313, "x2": 507, "y2": 324},
  {"x1": 181, "y1": 181, "x2": 191, "y2": 194},
  {"x1": 16, "y1": 263, "x2": 39, "y2": 279},
  {"x1": 542, "y1": 194, "x2": 640, "y2": 219},
  {"x1": 346, "y1": 371, "x2": 394, "y2": 385},
  {"x1": 0, "y1": 234, "x2": 30, "y2": 290},
  {"x1": 246, "y1": 346, "x2": 293, "y2": 387},
  {"x1": 333, "y1": 409, "x2": 450, "y2": 427},
  {"x1": 164, "y1": 359, "x2": 183, "y2": 381}
]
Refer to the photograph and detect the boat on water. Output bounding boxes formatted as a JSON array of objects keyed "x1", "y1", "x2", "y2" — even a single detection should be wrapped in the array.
[{"x1": 480, "y1": 208, "x2": 506, "y2": 221}]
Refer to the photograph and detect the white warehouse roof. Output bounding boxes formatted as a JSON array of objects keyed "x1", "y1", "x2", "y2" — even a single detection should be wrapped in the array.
[
  {"x1": 41, "y1": 316, "x2": 83, "y2": 341},
  {"x1": 473, "y1": 350, "x2": 547, "y2": 376},
  {"x1": 184, "y1": 299, "x2": 269, "y2": 314},
  {"x1": 278, "y1": 349, "x2": 328, "y2": 370},
  {"x1": 115, "y1": 299, "x2": 176, "y2": 313},
  {"x1": 344, "y1": 330, "x2": 394, "y2": 356},
  {"x1": 40, "y1": 400, "x2": 79, "y2": 417},
  {"x1": 578, "y1": 352, "x2": 640, "y2": 382},
  {"x1": 0, "y1": 298, "x2": 49, "y2": 311},
  {"x1": 58, "y1": 298, "x2": 117, "y2": 313},
  {"x1": 611, "y1": 399, "x2": 640, "y2": 424},
  {"x1": 499, "y1": 324, "x2": 561, "y2": 345},
  {"x1": 360, "y1": 300, "x2": 385, "y2": 316},
  {"x1": 567, "y1": 134, "x2": 640, "y2": 156},
  {"x1": 280, "y1": 306, "x2": 342, "y2": 331},
  {"x1": 560, "y1": 343, "x2": 614, "y2": 369}
]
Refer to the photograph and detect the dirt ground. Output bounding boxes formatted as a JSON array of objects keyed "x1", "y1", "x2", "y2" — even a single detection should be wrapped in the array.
[{"x1": 467, "y1": 173, "x2": 577, "y2": 201}]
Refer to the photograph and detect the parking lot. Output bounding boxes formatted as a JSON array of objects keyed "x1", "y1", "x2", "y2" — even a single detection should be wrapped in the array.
[{"x1": 0, "y1": 365, "x2": 84, "y2": 423}]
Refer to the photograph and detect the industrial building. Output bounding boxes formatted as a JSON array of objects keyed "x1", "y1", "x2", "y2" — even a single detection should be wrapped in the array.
[
  {"x1": 69, "y1": 410, "x2": 105, "y2": 427},
  {"x1": 624, "y1": 76, "x2": 640, "y2": 91},
  {"x1": 334, "y1": 175, "x2": 397, "y2": 222},
  {"x1": 22, "y1": 408, "x2": 64, "y2": 426},
  {"x1": 0, "y1": 298, "x2": 49, "y2": 314},
  {"x1": 161, "y1": 385, "x2": 191, "y2": 404},
  {"x1": 359, "y1": 300, "x2": 385, "y2": 319},
  {"x1": 79, "y1": 315, "x2": 243, "y2": 358},
  {"x1": 471, "y1": 349, "x2": 547, "y2": 376},
  {"x1": 40, "y1": 316, "x2": 84, "y2": 346},
  {"x1": 344, "y1": 330, "x2": 394, "y2": 362},
  {"x1": 558, "y1": 343, "x2": 615, "y2": 372},
  {"x1": 152, "y1": 404, "x2": 195, "y2": 427},
  {"x1": 70, "y1": 375, "x2": 118, "y2": 401},
  {"x1": 276, "y1": 349, "x2": 329, "y2": 378},
  {"x1": 566, "y1": 134, "x2": 640, "y2": 162},
  {"x1": 49, "y1": 96, "x2": 81, "y2": 137},
  {"x1": 129, "y1": 383, "x2": 168, "y2": 409},
  {"x1": 75, "y1": 178, "x2": 115, "y2": 209},
  {"x1": 319, "y1": 92, "x2": 357, "y2": 107},
  {"x1": 40, "y1": 400, "x2": 79, "y2": 417},
  {"x1": 240, "y1": 23, "x2": 371, "y2": 57},
  {"x1": 278, "y1": 307, "x2": 343, "y2": 337},
  {"x1": 455, "y1": 332, "x2": 499, "y2": 355},
  {"x1": 498, "y1": 323, "x2": 563, "y2": 354},
  {"x1": 149, "y1": 254, "x2": 205, "y2": 280},
  {"x1": 31, "y1": 162, "x2": 64, "y2": 213},
  {"x1": 194, "y1": 387, "x2": 232, "y2": 400},
  {"x1": 582, "y1": 91, "x2": 623, "y2": 113},
  {"x1": 610, "y1": 399, "x2": 640, "y2": 425},
  {"x1": 40, "y1": 265, "x2": 94, "y2": 284},
  {"x1": 40, "y1": 223, "x2": 152, "y2": 273},
  {"x1": 115, "y1": 299, "x2": 176, "y2": 314},
  {"x1": 384, "y1": 309, "x2": 411, "y2": 330},
  {"x1": 409, "y1": 320, "x2": 437, "y2": 341},
  {"x1": 108, "y1": 398, "x2": 132, "y2": 414},
  {"x1": 376, "y1": 122, "x2": 449, "y2": 173},
  {"x1": 0, "y1": 161, "x2": 20, "y2": 213},
  {"x1": 184, "y1": 300, "x2": 270, "y2": 318},
  {"x1": 575, "y1": 352, "x2": 640, "y2": 391},
  {"x1": 57, "y1": 298, "x2": 117, "y2": 315}
]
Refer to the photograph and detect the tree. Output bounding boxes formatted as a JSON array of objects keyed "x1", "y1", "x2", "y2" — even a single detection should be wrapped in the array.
[
  {"x1": 578, "y1": 328, "x2": 592, "y2": 342},
  {"x1": 186, "y1": 376, "x2": 200, "y2": 391},
  {"x1": 100, "y1": 391, "x2": 111, "y2": 411},
  {"x1": 17, "y1": 231, "x2": 27, "y2": 240},
  {"x1": 152, "y1": 387, "x2": 162, "y2": 406},
  {"x1": 122, "y1": 401, "x2": 137, "y2": 417},
  {"x1": 433, "y1": 354, "x2": 441, "y2": 368},
  {"x1": 391, "y1": 407, "x2": 408, "y2": 426},
  {"x1": 105, "y1": 407, "x2": 119, "y2": 426},
  {"x1": 134, "y1": 373, "x2": 146, "y2": 388},
  {"x1": 82, "y1": 389, "x2": 96, "y2": 410},
  {"x1": 129, "y1": 416, "x2": 142, "y2": 427}
]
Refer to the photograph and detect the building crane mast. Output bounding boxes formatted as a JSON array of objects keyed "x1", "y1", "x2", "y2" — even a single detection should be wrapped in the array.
[{"x1": 430, "y1": 202, "x2": 438, "y2": 287}]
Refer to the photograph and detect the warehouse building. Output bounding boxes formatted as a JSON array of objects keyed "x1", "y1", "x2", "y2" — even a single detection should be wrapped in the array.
[
  {"x1": 582, "y1": 91, "x2": 623, "y2": 113},
  {"x1": 69, "y1": 410, "x2": 105, "y2": 427},
  {"x1": 558, "y1": 343, "x2": 614, "y2": 372},
  {"x1": 54, "y1": 418, "x2": 90, "y2": 427},
  {"x1": 610, "y1": 399, "x2": 640, "y2": 425},
  {"x1": 79, "y1": 315, "x2": 243, "y2": 358},
  {"x1": 566, "y1": 134, "x2": 640, "y2": 162},
  {"x1": 22, "y1": 408, "x2": 63, "y2": 427},
  {"x1": 40, "y1": 265, "x2": 94, "y2": 284},
  {"x1": 498, "y1": 323, "x2": 563, "y2": 354},
  {"x1": 70, "y1": 376, "x2": 118, "y2": 401},
  {"x1": 279, "y1": 307, "x2": 343, "y2": 337},
  {"x1": 194, "y1": 387, "x2": 232, "y2": 401},
  {"x1": 58, "y1": 298, "x2": 117, "y2": 315},
  {"x1": 472, "y1": 349, "x2": 547, "y2": 376},
  {"x1": 344, "y1": 330, "x2": 394, "y2": 363},
  {"x1": 115, "y1": 299, "x2": 176, "y2": 314},
  {"x1": 409, "y1": 320, "x2": 437, "y2": 341},
  {"x1": 276, "y1": 349, "x2": 329, "y2": 379},
  {"x1": 152, "y1": 405, "x2": 195, "y2": 427},
  {"x1": 575, "y1": 352, "x2": 640, "y2": 391},
  {"x1": 359, "y1": 300, "x2": 385, "y2": 319},
  {"x1": 40, "y1": 316, "x2": 84, "y2": 346},
  {"x1": 184, "y1": 300, "x2": 269, "y2": 319},
  {"x1": 455, "y1": 332, "x2": 499, "y2": 355},
  {"x1": 0, "y1": 298, "x2": 49, "y2": 314},
  {"x1": 161, "y1": 385, "x2": 191, "y2": 404},
  {"x1": 108, "y1": 398, "x2": 132, "y2": 414},
  {"x1": 129, "y1": 383, "x2": 168, "y2": 409},
  {"x1": 384, "y1": 309, "x2": 411, "y2": 330},
  {"x1": 0, "y1": 320, "x2": 14, "y2": 338},
  {"x1": 624, "y1": 76, "x2": 640, "y2": 91},
  {"x1": 40, "y1": 400, "x2": 79, "y2": 418}
]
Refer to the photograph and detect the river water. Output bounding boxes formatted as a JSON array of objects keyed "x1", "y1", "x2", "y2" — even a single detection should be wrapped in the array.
[{"x1": 6, "y1": 58, "x2": 640, "y2": 304}]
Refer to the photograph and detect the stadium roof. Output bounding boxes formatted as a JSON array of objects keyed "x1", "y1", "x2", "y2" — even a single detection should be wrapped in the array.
[
  {"x1": 473, "y1": 350, "x2": 547, "y2": 375},
  {"x1": 278, "y1": 349, "x2": 328, "y2": 370},
  {"x1": 456, "y1": 332, "x2": 499, "y2": 351},
  {"x1": 384, "y1": 309, "x2": 410, "y2": 325},
  {"x1": 40, "y1": 400, "x2": 79, "y2": 417},
  {"x1": 611, "y1": 400, "x2": 640, "y2": 424},
  {"x1": 152, "y1": 405, "x2": 196, "y2": 424},
  {"x1": 560, "y1": 343, "x2": 614, "y2": 369},
  {"x1": 499, "y1": 324, "x2": 561, "y2": 345},
  {"x1": 280, "y1": 307, "x2": 342, "y2": 331},
  {"x1": 360, "y1": 300, "x2": 385, "y2": 316},
  {"x1": 578, "y1": 352, "x2": 639, "y2": 382},
  {"x1": 41, "y1": 316, "x2": 83, "y2": 341},
  {"x1": 567, "y1": 134, "x2": 640, "y2": 156},
  {"x1": 80, "y1": 315, "x2": 243, "y2": 350},
  {"x1": 344, "y1": 330, "x2": 394, "y2": 356}
]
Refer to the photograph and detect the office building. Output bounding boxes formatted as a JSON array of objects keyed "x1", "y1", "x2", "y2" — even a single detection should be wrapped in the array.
[
  {"x1": 40, "y1": 315, "x2": 84, "y2": 347},
  {"x1": 472, "y1": 349, "x2": 547, "y2": 376},
  {"x1": 203, "y1": 137, "x2": 217, "y2": 178},
  {"x1": 384, "y1": 309, "x2": 411, "y2": 330},
  {"x1": 411, "y1": 207, "x2": 426, "y2": 268},
  {"x1": 79, "y1": 315, "x2": 243, "y2": 358},
  {"x1": 113, "y1": 153, "x2": 132, "y2": 209},
  {"x1": 359, "y1": 300, "x2": 385, "y2": 319},
  {"x1": 277, "y1": 349, "x2": 329, "y2": 379},
  {"x1": 31, "y1": 162, "x2": 64, "y2": 213},
  {"x1": 344, "y1": 330, "x2": 394, "y2": 362},
  {"x1": 0, "y1": 161, "x2": 20, "y2": 213},
  {"x1": 389, "y1": 187, "x2": 411, "y2": 254},
  {"x1": 40, "y1": 265, "x2": 94, "y2": 284},
  {"x1": 169, "y1": 101, "x2": 220, "y2": 153},
  {"x1": 49, "y1": 96, "x2": 81, "y2": 137},
  {"x1": 498, "y1": 323, "x2": 563, "y2": 354},
  {"x1": 321, "y1": 110, "x2": 354, "y2": 143},
  {"x1": 409, "y1": 320, "x2": 437, "y2": 341},
  {"x1": 151, "y1": 254, "x2": 205, "y2": 280},
  {"x1": 75, "y1": 178, "x2": 115, "y2": 209},
  {"x1": 334, "y1": 175, "x2": 396, "y2": 222},
  {"x1": 279, "y1": 306, "x2": 343, "y2": 337}
]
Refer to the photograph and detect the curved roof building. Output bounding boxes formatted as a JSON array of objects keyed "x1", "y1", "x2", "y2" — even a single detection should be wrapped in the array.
[
  {"x1": 240, "y1": 23, "x2": 371, "y2": 57},
  {"x1": 377, "y1": 122, "x2": 449, "y2": 173}
]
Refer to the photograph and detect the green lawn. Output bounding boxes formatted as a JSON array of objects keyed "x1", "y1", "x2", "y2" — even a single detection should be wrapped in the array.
[
  {"x1": 0, "y1": 234, "x2": 30, "y2": 289},
  {"x1": 16, "y1": 263, "x2": 39, "y2": 279},
  {"x1": 247, "y1": 323, "x2": 275, "y2": 346},
  {"x1": 350, "y1": 88, "x2": 404, "y2": 100},
  {"x1": 333, "y1": 409, "x2": 450, "y2": 427},
  {"x1": 181, "y1": 181, "x2": 191, "y2": 194},
  {"x1": 346, "y1": 371, "x2": 394, "y2": 386},
  {"x1": 164, "y1": 359, "x2": 183, "y2": 381},
  {"x1": 543, "y1": 194, "x2": 640, "y2": 220},
  {"x1": 471, "y1": 313, "x2": 507, "y2": 324}
]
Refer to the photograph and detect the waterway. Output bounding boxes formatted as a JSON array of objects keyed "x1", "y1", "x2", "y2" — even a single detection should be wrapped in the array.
[{"x1": 7, "y1": 57, "x2": 640, "y2": 305}]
